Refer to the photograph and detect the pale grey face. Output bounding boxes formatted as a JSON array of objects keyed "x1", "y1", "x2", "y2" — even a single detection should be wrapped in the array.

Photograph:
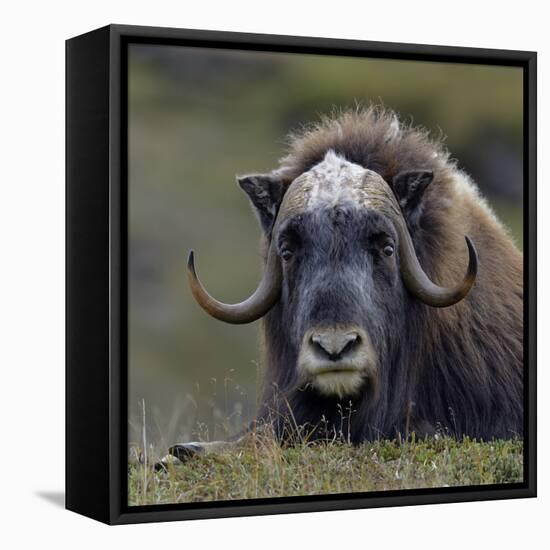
[{"x1": 274, "y1": 151, "x2": 402, "y2": 398}]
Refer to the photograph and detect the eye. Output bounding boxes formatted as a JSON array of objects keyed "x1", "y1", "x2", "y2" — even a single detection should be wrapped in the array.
[
  {"x1": 382, "y1": 243, "x2": 394, "y2": 257},
  {"x1": 281, "y1": 248, "x2": 294, "y2": 262},
  {"x1": 278, "y1": 225, "x2": 301, "y2": 262}
]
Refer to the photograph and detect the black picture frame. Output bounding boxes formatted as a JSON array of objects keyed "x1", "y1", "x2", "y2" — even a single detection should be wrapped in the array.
[{"x1": 66, "y1": 23, "x2": 537, "y2": 525}]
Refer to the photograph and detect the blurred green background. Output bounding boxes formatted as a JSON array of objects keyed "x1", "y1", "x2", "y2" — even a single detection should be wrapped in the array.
[{"x1": 128, "y1": 44, "x2": 523, "y2": 447}]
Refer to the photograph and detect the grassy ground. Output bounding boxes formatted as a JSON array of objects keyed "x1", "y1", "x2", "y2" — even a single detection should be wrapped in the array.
[{"x1": 128, "y1": 435, "x2": 523, "y2": 506}]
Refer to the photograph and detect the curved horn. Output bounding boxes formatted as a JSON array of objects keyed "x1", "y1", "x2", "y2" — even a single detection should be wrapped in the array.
[
  {"x1": 396, "y1": 221, "x2": 478, "y2": 307},
  {"x1": 187, "y1": 242, "x2": 282, "y2": 324}
]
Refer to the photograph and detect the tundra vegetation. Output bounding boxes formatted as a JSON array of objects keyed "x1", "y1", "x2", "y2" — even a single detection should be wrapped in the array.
[
  {"x1": 129, "y1": 384, "x2": 523, "y2": 506},
  {"x1": 128, "y1": 429, "x2": 523, "y2": 505}
]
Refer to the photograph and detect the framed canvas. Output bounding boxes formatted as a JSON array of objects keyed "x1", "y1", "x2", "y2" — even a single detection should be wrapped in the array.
[{"x1": 66, "y1": 24, "x2": 537, "y2": 525}]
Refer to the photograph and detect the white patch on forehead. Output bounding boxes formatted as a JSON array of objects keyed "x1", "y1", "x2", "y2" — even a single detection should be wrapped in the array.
[
  {"x1": 277, "y1": 149, "x2": 400, "y2": 223},
  {"x1": 305, "y1": 150, "x2": 367, "y2": 210}
]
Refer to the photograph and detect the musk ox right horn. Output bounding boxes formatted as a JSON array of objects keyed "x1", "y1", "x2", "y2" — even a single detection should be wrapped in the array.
[{"x1": 187, "y1": 241, "x2": 282, "y2": 324}]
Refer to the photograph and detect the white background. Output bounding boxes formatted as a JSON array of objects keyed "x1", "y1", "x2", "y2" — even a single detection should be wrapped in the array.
[{"x1": 1, "y1": 1, "x2": 547, "y2": 547}]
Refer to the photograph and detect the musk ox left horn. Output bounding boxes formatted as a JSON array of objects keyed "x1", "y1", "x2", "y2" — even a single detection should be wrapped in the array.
[
  {"x1": 395, "y1": 218, "x2": 478, "y2": 307},
  {"x1": 187, "y1": 241, "x2": 282, "y2": 324}
]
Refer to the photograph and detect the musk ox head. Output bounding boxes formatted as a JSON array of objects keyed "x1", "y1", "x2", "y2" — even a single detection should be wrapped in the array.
[{"x1": 187, "y1": 150, "x2": 477, "y2": 399}]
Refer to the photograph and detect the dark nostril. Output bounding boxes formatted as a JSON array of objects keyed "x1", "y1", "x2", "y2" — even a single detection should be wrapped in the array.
[
  {"x1": 340, "y1": 334, "x2": 360, "y2": 356},
  {"x1": 310, "y1": 332, "x2": 360, "y2": 361}
]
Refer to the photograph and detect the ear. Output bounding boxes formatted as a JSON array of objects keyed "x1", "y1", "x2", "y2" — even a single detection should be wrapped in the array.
[
  {"x1": 392, "y1": 170, "x2": 434, "y2": 213},
  {"x1": 237, "y1": 173, "x2": 284, "y2": 233}
]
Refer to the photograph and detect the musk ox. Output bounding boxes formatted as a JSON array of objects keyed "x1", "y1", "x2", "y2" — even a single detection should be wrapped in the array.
[{"x1": 166, "y1": 107, "x2": 523, "y2": 463}]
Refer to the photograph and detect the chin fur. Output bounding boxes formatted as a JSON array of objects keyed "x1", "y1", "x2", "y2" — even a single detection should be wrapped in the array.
[{"x1": 310, "y1": 371, "x2": 367, "y2": 399}]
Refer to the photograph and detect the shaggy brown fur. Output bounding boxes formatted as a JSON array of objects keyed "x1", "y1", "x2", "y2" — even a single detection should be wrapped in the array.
[{"x1": 258, "y1": 106, "x2": 523, "y2": 440}]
